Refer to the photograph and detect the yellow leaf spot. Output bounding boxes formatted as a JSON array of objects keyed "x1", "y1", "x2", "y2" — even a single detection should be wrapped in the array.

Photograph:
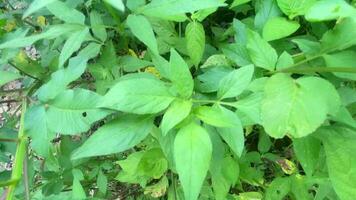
[
  {"x1": 128, "y1": 49, "x2": 138, "y2": 58},
  {"x1": 276, "y1": 159, "x2": 297, "y2": 175},
  {"x1": 144, "y1": 67, "x2": 161, "y2": 78},
  {"x1": 15, "y1": 50, "x2": 29, "y2": 63},
  {"x1": 4, "y1": 20, "x2": 16, "y2": 32},
  {"x1": 36, "y1": 16, "x2": 46, "y2": 27}
]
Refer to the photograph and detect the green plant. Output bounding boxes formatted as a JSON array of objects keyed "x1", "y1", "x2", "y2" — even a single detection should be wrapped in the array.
[{"x1": 0, "y1": 0, "x2": 356, "y2": 199}]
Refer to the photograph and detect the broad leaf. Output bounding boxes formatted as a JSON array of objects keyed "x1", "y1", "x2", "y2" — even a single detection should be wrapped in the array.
[
  {"x1": 0, "y1": 71, "x2": 21, "y2": 87},
  {"x1": 216, "y1": 106, "x2": 245, "y2": 157},
  {"x1": 101, "y1": 76, "x2": 175, "y2": 114},
  {"x1": 315, "y1": 126, "x2": 356, "y2": 200},
  {"x1": 254, "y1": 0, "x2": 282, "y2": 31},
  {"x1": 169, "y1": 49, "x2": 194, "y2": 98},
  {"x1": 305, "y1": 0, "x2": 356, "y2": 22},
  {"x1": 47, "y1": 1, "x2": 86, "y2": 24},
  {"x1": 59, "y1": 27, "x2": 89, "y2": 67},
  {"x1": 261, "y1": 74, "x2": 340, "y2": 138},
  {"x1": 137, "y1": 0, "x2": 226, "y2": 21},
  {"x1": 174, "y1": 122, "x2": 212, "y2": 200},
  {"x1": 90, "y1": 11, "x2": 107, "y2": 42},
  {"x1": 231, "y1": 0, "x2": 251, "y2": 8},
  {"x1": 46, "y1": 89, "x2": 111, "y2": 135},
  {"x1": 293, "y1": 136, "x2": 321, "y2": 176},
  {"x1": 323, "y1": 51, "x2": 356, "y2": 81},
  {"x1": 277, "y1": 0, "x2": 316, "y2": 18},
  {"x1": 321, "y1": 17, "x2": 356, "y2": 52},
  {"x1": 0, "y1": 24, "x2": 83, "y2": 49},
  {"x1": 127, "y1": 14, "x2": 159, "y2": 55},
  {"x1": 186, "y1": 21, "x2": 205, "y2": 66},
  {"x1": 217, "y1": 64, "x2": 254, "y2": 99},
  {"x1": 246, "y1": 30, "x2": 278, "y2": 71},
  {"x1": 72, "y1": 115, "x2": 154, "y2": 159},
  {"x1": 160, "y1": 100, "x2": 192, "y2": 136},
  {"x1": 25, "y1": 105, "x2": 55, "y2": 158},
  {"x1": 22, "y1": 0, "x2": 57, "y2": 19},
  {"x1": 263, "y1": 17, "x2": 300, "y2": 41},
  {"x1": 37, "y1": 56, "x2": 89, "y2": 102},
  {"x1": 232, "y1": 92, "x2": 263, "y2": 126},
  {"x1": 195, "y1": 106, "x2": 239, "y2": 128},
  {"x1": 104, "y1": 0, "x2": 125, "y2": 11}
]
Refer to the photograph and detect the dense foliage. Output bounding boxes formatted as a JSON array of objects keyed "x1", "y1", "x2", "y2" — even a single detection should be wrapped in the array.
[{"x1": 1, "y1": 0, "x2": 356, "y2": 199}]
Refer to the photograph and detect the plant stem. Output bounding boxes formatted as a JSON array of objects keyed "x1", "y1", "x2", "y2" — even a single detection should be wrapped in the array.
[
  {"x1": 0, "y1": 138, "x2": 19, "y2": 143},
  {"x1": 6, "y1": 100, "x2": 28, "y2": 200},
  {"x1": 8, "y1": 62, "x2": 40, "y2": 81},
  {"x1": 192, "y1": 99, "x2": 236, "y2": 107}
]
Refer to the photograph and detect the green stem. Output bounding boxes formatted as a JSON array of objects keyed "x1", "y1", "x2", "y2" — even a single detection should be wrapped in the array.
[
  {"x1": 0, "y1": 179, "x2": 19, "y2": 187},
  {"x1": 192, "y1": 99, "x2": 236, "y2": 107},
  {"x1": 6, "y1": 100, "x2": 28, "y2": 200},
  {"x1": 8, "y1": 62, "x2": 40, "y2": 81},
  {"x1": 0, "y1": 138, "x2": 19, "y2": 143}
]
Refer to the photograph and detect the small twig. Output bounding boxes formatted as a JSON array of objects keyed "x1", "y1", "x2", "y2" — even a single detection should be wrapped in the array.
[
  {"x1": 0, "y1": 138, "x2": 19, "y2": 143},
  {"x1": 0, "y1": 188, "x2": 9, "y2": 200}
]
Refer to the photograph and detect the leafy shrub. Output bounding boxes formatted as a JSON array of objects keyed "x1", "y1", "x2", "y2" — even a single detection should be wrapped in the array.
[{"x1": 0, "y1": 0, "x2": 356, "y2": 199}]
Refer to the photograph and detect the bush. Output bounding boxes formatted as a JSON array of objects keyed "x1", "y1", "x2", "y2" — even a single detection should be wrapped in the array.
[{"x1": 0, "y1": 0, "x2": 356, "y2": 199}]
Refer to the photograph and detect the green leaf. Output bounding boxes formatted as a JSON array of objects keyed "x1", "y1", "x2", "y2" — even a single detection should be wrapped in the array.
[
  {"x1": 72, "y1": 115, "x2": 153, "y2": 159},
  {"x1": 25, "y1": 105, "x2": 55, "y2": 158},
  {"x1": 277, "y1": 0, "x2": 316, "y2": 18},
  {"x1": 46, "y1": 89, "x2": 111, "y2": 135},
  {"x1": 22, "y1": 0, "x2": 57, "y2": 19},
  {"x1": 37, "y1": 56, "x2": 89, "y2": 102},
  {"x1": 246, "y1": 30, "x2": 278, "y2": 71},
  {"x1": 186, "y1": 21, "x2": 205, "y2": 66},
  {"x1": 46, "y1": 1, "x2": 86, "y2": 24},
  {"x1": 101, "y1": 76, "x2": 175, "y2": 114},
  {"x1": 261, "y1": 74, "x2": 341, "y2": 138},
  {"x1": 323, "y1": 51, "x2": 356, "y2": 81},
  {"x1": 174, "y1": 121, "x2": 212, "y2": 200},
  {"x1": 0, "y1": 24, "x2": 83, "y2": 49},
  {"x1": 321, "y1": 17, "x2": 356, "y2": 52},
  {"x1": 127, "y1": 14, "x2": 159, "y2": 55},
  {"x1": 216, "y1": 106, "x2": 245, "y2": 157},
  {"x1": 160, "y1": 100, "x2": 192, "y2": 136},
  {"x1": 0, "y1": 71, "x2": 21, "y2": 87},
  {"x1": 217, "y1": 64, "x2": 254, "y2": 99},
  {"x1": 97, "y1": 170, "x2": 108, "y2": 194},
  {"x1": 233, "y1": 92, "x2": 263, "y2": 126},
  {"x1": 265, "y1": 177, "x2": 291, "y2": 200},
  {"x1": 263, "y1": 17, "x2": 300, "y2": 41},
  {"x1": 137, "y1": 0, "x2": 226, "y2": 21},
  {"x1": 169, "y1": 48, "x2": 194, "y2": 98},
  {"x1": 195, "y1": 106, "x2": 240, "y2": 128},
  {"x1": 137, "y1": 148, "x2": 168, "y2": 179},
  {"x1": 293, "y1": 136, "x2": 321, "y2": 176},
  {"x1": 72, "y1": 178, "x2": 86, "y2": 199},
  {"x1": 59, "y1": 27, "x2": 89, "y2": 67},
  {"x1": 305, "y1": 0, "x2": 356, "y2": 22},
  {"x1": 116, "y1": 151, "x2": 149, "y2": 185},
  {"x1": 104, "y1": 0, "x2": 125, "y2": 11},
  {"x1": 315, "y1": 126, "x2": 356, "y2": 200},
  {"x1": 254, "y1": 0, "x2": 282, "y2": 31},
  {"x1": 90, "y1": 11, "x2": 107, "y2": 42},
  {"x1": 230, "y1": 0, "x2": 251, "y2": 8},
  {"x1": 120, "y1": 56, "x2": 152, "y2": 72},
  {"x1": 276, "y1": 51, "x2": 294, "y2": 70}
]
